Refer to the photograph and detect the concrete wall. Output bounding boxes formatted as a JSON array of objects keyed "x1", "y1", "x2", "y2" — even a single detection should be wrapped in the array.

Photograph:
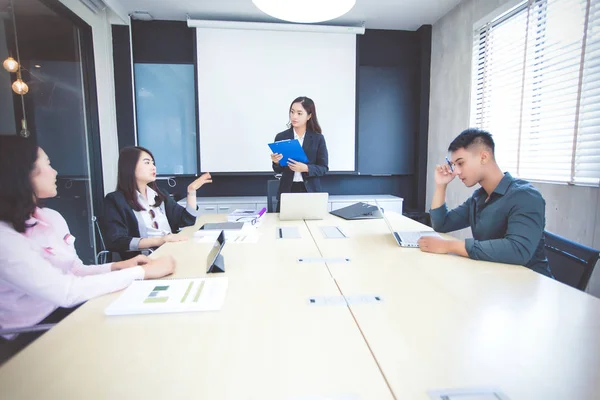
[{"x1": 428, "y1": 0, "x2": 600, "y2": 296}]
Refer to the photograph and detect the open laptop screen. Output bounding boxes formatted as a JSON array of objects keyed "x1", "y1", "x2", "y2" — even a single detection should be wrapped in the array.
[{"x1": 206, "y1": 230, "x2": 226, "y2": 272}]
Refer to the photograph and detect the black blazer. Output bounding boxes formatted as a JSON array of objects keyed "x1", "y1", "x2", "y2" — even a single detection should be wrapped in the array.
[
  {"x1": 102, "y1": 190, "x2": 196, "y2": 260},
  {"x1": 272, "y1": 128, "x2": 329, "y2": 195}
]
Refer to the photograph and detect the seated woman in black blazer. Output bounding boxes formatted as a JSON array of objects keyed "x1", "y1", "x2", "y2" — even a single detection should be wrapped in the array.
[
  {"x1": 103, "y1": 146, "x2": 212, "y2": 260},
  {"x1": 270, "y1": 96, "x2": 329, "y2": 209}
]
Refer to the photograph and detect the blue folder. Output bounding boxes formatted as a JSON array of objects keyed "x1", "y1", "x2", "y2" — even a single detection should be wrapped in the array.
[{"x1": 268, "y1": 139, "x2": 309, "y2": 167}]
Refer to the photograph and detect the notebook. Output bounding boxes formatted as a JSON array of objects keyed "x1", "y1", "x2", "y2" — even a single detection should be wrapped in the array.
[
  {"x1": 330, "y1": 202, "x2": 382, "y2": 220},
  {"x1": 105, "y1": 277, "x2": 228, "y2": 316}
]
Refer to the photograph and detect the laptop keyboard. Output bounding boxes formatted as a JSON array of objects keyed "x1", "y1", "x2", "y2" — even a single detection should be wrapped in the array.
[{"x1": 397, "y1": 231, "x2": 439, "y2": 247}]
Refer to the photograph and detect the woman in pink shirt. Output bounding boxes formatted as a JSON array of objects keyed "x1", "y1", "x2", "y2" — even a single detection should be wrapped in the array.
[{"x1": 0, "y1": 136, "x2": 176, "y2": 364}]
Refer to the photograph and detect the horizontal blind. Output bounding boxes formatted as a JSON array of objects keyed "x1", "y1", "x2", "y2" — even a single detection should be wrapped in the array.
[
  {"x1": 574, "y1": 0, "x2": 600, "y2": 185},
  {"x1": 519, "y1": 0, "x2": 586, "y2": 182},
  {"x1": 471, "y1": 0, "x2": 600, "y2": 186},
  {"x1": 471, "y1": 4, "x2": 529, "y2": 175}
]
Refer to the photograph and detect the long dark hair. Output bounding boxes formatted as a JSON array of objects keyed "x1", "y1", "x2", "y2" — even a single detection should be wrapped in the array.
[
  {"x1": 116, "y1": 146, "x2": 167, "y2": 211},
  {"x1": 0, "y1": 135, "x2": 39, "y2": 233},
  {"x1": 289, "y1": 96, "x2": 322, "y2": 134}
]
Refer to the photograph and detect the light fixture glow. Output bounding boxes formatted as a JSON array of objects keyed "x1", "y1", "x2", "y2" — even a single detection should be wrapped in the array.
[
  {"x1": 12, "y1": 78, "x2": 29, "y2": 95},
  {"x1": 252, "y1": 0, "x2": 356, "y2": 24},
  {"x1": 3, "y1": 57, "x2": 19, "y2": 73}
]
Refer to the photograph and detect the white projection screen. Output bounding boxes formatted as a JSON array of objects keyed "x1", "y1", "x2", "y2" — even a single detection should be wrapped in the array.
[{"x1": 195, "y1": 27, "x2": 357, "y2": 173}]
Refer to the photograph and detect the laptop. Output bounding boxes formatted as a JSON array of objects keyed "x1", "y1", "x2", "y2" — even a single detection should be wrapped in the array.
[
  {"x1": 280, "y1": 192, "x2": 329, "y2": 221},
  {"x1": 199, "y1": 222, "x2": 244, "y2": 231},
  {"x1": 375, "y1": 202, "x2": 440, "y2": 248},
  {"x1": 206, "y1": 230, "x2": 226, "y2": 273},
  {"x1": 330, "y1": 202, "x2": 382, "y2": 220}
]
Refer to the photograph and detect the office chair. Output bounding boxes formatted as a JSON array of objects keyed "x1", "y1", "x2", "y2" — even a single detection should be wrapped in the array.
[
  {"x1": 267, "y1": 178, "x2": 280, "y2": 213},
  {"x1": 0, "y1": 323, "x2": 55, "y2": 365},
  {"x1": 402, "y1": 210, "x2": 432, "y2": 227},
  {"x1": 93, "y1": 216, "x2": 146, "y2": 262},
  {"x1": 544, "y1": 231, "x2": 600, "y2": 291},
  {"x1": 92, "y1": 216, "x2": 111, "y2": 264},
  {"x1": 0, "y1": 324, "x2": 55, "y2": 337}
]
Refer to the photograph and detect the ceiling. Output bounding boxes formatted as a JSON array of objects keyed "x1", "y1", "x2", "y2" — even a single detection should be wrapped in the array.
[{"x1": 115, "y1": 0, "x2": 462, "y2": 31}]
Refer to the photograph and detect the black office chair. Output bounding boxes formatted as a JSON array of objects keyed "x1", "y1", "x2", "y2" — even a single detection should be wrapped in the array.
[
  {"x1": 92, "y1": 216, "x2": 112, "y2": 264},
  {"x1": 544, "y1": 231, "x2": 600, "y2": 291},
  {"x1": 0, "y1": 324, "x2": 55, "y2": 337},
  {"x1": 1, "y1": 304, "x2": 81, "y2": 363},
  {"x1": 402, "y1": 210, "x2": 432, "y2": 227},
  {"x1": 93, "y1": 215, "x2": 147, "y2": 262},
  {"x1": 267, "y1": 178, "x2": 280, "y2": 213}
]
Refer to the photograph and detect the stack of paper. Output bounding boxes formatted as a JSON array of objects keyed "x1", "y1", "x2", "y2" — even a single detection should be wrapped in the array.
[{"x1": 105, "y1": 277, "x2": 228, "y2": 316}]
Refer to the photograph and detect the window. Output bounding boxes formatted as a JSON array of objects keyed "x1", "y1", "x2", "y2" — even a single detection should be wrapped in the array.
[
  {"x1": 134, "y1": 63, "x2": 197, "y2": 175},
  {"x1": 471, "y1": 0, "x2": 600, "y2": 186}
]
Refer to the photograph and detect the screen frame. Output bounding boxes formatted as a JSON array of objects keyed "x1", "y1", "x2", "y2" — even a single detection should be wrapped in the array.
[{"x1": 206, "y1": 230, "x2": 226, "y2": 272}]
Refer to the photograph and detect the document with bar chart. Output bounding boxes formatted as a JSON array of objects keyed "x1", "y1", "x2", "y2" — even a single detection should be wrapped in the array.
[{"x1": 105, "y1": 277, "x2": 228, "y2": 316}]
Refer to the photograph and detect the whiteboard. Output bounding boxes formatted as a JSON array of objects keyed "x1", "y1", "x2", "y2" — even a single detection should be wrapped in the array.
[{"x1": 195, "y1": 28, "x2": 357, "y2": 173}]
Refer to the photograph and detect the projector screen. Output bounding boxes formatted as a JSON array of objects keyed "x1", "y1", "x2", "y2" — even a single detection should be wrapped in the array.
[{"x1": 195, "y1": 28, "x2": 357, "y2": 173}]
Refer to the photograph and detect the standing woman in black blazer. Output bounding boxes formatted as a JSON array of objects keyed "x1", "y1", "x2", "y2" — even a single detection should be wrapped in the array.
[
  {"x1": 103, "y1": 146, "x2": 212, "y2": 260},
  {"x1": 271, "y1": 96, "x2": 329, "y2": 208}
]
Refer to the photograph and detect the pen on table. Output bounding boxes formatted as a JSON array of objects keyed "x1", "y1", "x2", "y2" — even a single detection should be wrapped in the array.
[
  {"x1": 258, "y1": 207, "x2": 267, "y2": 217},
  {"x1": 445, "y1": 157, "x2": 454, "y2": 172}
]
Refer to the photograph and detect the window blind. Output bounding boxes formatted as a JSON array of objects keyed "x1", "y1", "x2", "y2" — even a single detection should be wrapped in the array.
[{"x1": 471, "y1": 0, "x2": 599, "y2": 186}]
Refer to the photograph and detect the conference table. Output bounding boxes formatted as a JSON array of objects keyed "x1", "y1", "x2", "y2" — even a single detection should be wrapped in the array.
[{"x1": 1, "y1": 213, "x2": 599, "y2": 399}]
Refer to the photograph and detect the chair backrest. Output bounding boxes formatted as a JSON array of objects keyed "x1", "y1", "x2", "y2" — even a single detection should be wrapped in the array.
[
  {"x1": 267, "y1": 179, "x2": 280, "y2": 213},
  {"x1": 544, "y1": 230, "x2": 600, "y2": 291},
  {"x1": 402, "y1": 210, "x2": 432, "y2": 227},
  {"x1": 0, "y1": 323, "x2": 55, "y2": 336},
  {"x1": 92, "y1": 216, "x2": 111, "y2": 264}
]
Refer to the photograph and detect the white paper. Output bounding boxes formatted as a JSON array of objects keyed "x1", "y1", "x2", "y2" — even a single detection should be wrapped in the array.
[
  {"x1": 228, "y1": 234, "x2": 259, "y2": 244},
  {"x1": 428, "y1": 388, "x2": 509, "y2": 400},
  {"x1": 105, "y1": 277, "x2": 228, "y2": 316},
  {"x1": 307, "y1": 296, "x2": 348, "y2": 306},
  {"x1": 194, "y1": 224, "x2": 259, "y2": 243},
  {"x1": 307, "y1": 295, "x2": 383, "y2": 307},
  {"x1": 194, "y1": 232, "x2": 259, "y2": 244},
  {"x1": 278, "y1": 226, "x2": 301, "y2": 239},
  {"x1": 298, "y1": 257, "x2": 351, "y2": 263},
  {"x1": 320, "y1": 226, "x2": 347, "y2": 239},
  {"x1": 344, "y1": 295, "x2": 383, "y2": 305}
]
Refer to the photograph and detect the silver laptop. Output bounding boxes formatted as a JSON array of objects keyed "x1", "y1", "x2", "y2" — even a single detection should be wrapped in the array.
[
  {"x1": 374, "y1": 201, "x2": 440, "y2": 247},
  {"x1": 280, "y1": 193, "x2": 329, "y2": 221}
]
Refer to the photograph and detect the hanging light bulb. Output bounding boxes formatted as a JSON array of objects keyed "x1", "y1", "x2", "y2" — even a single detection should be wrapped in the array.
[
  {"x1": 12, "y1": 78, "x2": 29, "y2": 95},
  {"x1": 3, "y1": 56, "x2": 19, "y2": 73},
  {"x1": 19, "y1": 118, "x2": 30, "y2": 138}
]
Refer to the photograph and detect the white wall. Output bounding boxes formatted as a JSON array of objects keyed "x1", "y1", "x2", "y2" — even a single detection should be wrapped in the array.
[
  {"x1": 428, "y1": 0, "x2": 600, "y2": 296},
  {"x1": 58, "y1": 0, "x2": 124, "y2": 195}
]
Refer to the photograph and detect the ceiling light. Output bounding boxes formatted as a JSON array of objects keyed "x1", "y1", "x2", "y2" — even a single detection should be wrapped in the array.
[
  {"x1": 252, "y1": 0, "x2": 356, "y2": 24},
  {"x1": 3, "y1": 57, "x2": 19, "y2": 73},
  {"x1": 12, "y1": 78, "x2": 29, "y2": 95},
  {"x1": 130, "y1": 11, "x2": 153, "y2": 21}
]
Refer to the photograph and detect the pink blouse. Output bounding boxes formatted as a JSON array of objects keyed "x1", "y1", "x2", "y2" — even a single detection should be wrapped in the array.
[{"x1": 0, "y1": 208, "x2": 144, "y2": 336}]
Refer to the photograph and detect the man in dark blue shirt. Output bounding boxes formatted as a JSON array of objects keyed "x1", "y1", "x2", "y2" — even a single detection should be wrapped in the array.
[{"x1": 418, "y1": 128, "x2": 552, "y2": 277}]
